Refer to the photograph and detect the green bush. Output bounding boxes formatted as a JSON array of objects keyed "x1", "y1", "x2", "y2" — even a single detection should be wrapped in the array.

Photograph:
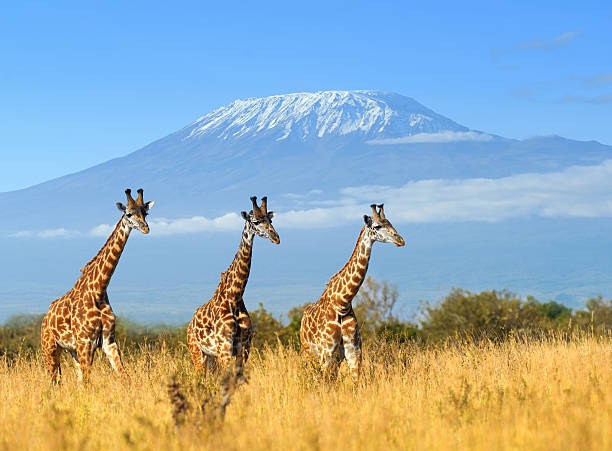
[
  {"x1": 573, "y1": 296, "x2": 612, "y2": 333},
  {"x1": 2, "y1": 281, "x2": 612, "y2": 356},
  {"x1": 420, "y1": 289, "x2": 579, "y2": 341},
  {"x1": 0, "y1": 313, "x2": 44, "y2": 358}
]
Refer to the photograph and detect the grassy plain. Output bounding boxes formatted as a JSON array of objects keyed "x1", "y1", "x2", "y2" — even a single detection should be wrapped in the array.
[{"x1": 1, "y1": 334, "x2": 610, "y2": 450}]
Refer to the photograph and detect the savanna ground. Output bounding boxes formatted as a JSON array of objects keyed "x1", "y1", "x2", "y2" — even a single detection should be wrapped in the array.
[
  {"x1": 2, "y1": 282, "x2": 612, "y2": 450},
  {"x1": 1, "y1": 334, "x2": 611, "y2": 450}
]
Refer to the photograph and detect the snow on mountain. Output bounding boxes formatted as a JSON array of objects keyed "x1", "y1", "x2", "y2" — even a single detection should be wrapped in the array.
[{"x1": 183, "y1": 90, "x2": 468, "y2": 142}]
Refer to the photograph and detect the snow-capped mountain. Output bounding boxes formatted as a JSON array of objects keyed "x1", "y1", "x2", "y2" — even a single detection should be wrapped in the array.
[
  {"x1": 183, "y1": 90, "x2": 467, "y2": 143},
  {"x1": 1, "y1": 90, "x2": 611, "y2": 231},
  {"x1": 2, "y1": 89, "x2": 612, "y2": 323},
  {"x1": 0, "y1": 91, "x2": 612, "y2": 233}
]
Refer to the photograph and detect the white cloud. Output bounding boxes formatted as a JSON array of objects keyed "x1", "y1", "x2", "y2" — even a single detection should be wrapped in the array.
[
  {"x1": 582, "y1": 73, "x2": 612, "y2": 89},
  {"x1": 274, "y1": 160, "x2": 612, "y2": 227},
  {"x1": 493, "y1": 31, "x2": 581, "y2": 57},
  {"x1": 275, "y1": 207, "x2": 361, "y2": 229},
  {"x1": 90, "y1": 224, "x2": 115, "y2": 237},
  {"x1": 367, "y1": 131, "x2": 493, "y2": 145},
  {"x1": 9, "y1": 228, "x2": 79, "y2": 239},
  {"x1": 282, "y1": 189, "x2": 324, "y2": 199},
  {"x1": 89, "y1": 213, "x2": 244, "y2": 238},
  {"x1": 516, "y1": 31, "x2": 581, "y2": 50},
  {"x1": 37, "y1": 228, "x2": 75, "y2": 238},
  {"x1": 147, "y1": 213, "x2": 243, "y2": 236},
  {"x1": 9, "y1": 161, "x2": 612, "y2": 237},
  {"x1": 9, "y1": 214, "x2": 243, "y2": 240},
  {"x1": 558, "y1": 94, "x2": 612, "y2": 105},
  {"x1": 8, "y1": 231, "x2": 33, "y2": 238}
]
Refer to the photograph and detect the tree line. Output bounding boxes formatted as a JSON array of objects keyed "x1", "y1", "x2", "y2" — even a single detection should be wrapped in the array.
[{"x1": 2, "y1": 277, "x2": 612, "y2": 358}]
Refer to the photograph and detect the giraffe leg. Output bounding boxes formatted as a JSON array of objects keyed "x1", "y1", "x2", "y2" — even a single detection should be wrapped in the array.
[
  {"x1": 203, "y1": 355, "x2": 216, "y2": 372},
  {"x1": 236, "y1": 300, "x2": 253, "y2": 365},
  {"x1": 321, "y1": 320, "x2": 343, "y2": 382},
  {"x1": 216, "y1": 319, "x2": 237, "y2": 370},
  {"x1": 70, "y1": 351, "x2": 83, "y2": 383},
  {"x1": 42, "y1": 340, "x2": 62, "y2": 384},
  {"x1": 41, "y1": 317, "x2": 62, "y2": 384},
  {"x1": 186, "y1": 314, "x2": 210, "y2": 372},
  {"x1": 216, "y1": 340, "x2": 233, "y2": 369},
  {"x1": 76, "y1": 340, "x2": 95, "y2": 384},
  {"x1": 341, "y1": 314, "x2": 362, "y2": 383},
  {"x1": 102, "y1": 336, "x2": 126, "y2": 376},
  {"x1": 319, "y1": 347, "x2": 339, "y2": 382},
  {"x1": 100, "y1": 301, "x2": 127, "y2": 377},
  {"x1": 188, "y1": 337, "x2": 206, "y2": 372},
  {"x1": 232, "y1": 338, "x2": 248, "y2": 385}
]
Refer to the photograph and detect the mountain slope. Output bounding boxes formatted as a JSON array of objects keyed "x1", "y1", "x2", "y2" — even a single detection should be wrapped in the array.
[{"x1": 1, "y1": 90, "x2": 611, "y2": 231}]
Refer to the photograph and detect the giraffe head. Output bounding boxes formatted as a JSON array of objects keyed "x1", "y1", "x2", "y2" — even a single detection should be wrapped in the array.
[
  {"x1": 241, "y1": 196, "x2": 280, "y2": 244},
  {"x1": 115, "y1": 188, "x2": 155, "y2": 234},
  {"x1": 363, "y1": 204, "x2": 405, "y2": 246}
]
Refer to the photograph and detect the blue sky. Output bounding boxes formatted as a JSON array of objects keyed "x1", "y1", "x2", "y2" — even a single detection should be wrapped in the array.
[{"x1": 1, "y1": 1, "x2": 610, "y2": 192}]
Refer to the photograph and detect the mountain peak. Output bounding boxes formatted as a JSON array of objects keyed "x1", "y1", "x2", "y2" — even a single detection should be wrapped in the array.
[{"x1": 183, "y1": 90, "x2": 467, "y2": 143}]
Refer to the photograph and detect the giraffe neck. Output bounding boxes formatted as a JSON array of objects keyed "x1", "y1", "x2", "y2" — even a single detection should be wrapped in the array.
[
  {"x1": 324, "y1": 227, "x2": 374, "y2": 314},
  {"x1": 218, "y1": 223, "x2": 255, "y2": 306},
  {"x1": 76, "y1": 217, "x2": 131, "y2": 293}
]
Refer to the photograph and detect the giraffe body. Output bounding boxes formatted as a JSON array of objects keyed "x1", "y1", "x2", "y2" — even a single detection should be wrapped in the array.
[
  {"x1": 188, "y1": 196, "x2": 279, "y2": 373},
  {"x1": 187, "y1": 230, "x2": 255, "y2": 370},
  {"x1": 41, "y1": 189, "x2": 153, "y2": 383},
  {"x1": 300, "y1": 204, "x2": 404, "y2": 381}
]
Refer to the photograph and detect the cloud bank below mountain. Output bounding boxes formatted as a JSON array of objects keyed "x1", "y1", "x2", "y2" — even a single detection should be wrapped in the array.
[
  {"x1": 9, "y1": 160, "x2": 612, "y2": 238},
  {"x1": 367, "y1": 131, "x2": 493, "y2": 144}
]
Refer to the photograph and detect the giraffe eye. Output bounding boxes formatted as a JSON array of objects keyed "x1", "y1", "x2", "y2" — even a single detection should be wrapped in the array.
[
  {"x1": 252, "y1": 220, "x2": 261, "y2": 225},
  {"x1": 373, "y1": 225, "x2": 382, "y2": 230},
  {"x1": 126, "y1": 213, "x2": 133, "y2": 218}
]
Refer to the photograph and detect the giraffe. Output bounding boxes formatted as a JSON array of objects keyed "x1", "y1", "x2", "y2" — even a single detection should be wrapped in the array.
[
  {"x1": 300, "y1": 204, "x2": 404, "y2": 381},
  {"x1": 40, "y1": 189, "x2": 154, "y2": 383},
  {"x1": 187, "y1": 196, "x2": 280, "y2": 375}
]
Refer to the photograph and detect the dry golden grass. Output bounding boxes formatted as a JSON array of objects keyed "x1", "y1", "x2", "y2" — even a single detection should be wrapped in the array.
[{"x1": 1, "y1": 334, "x2": 610, "y2": 450}]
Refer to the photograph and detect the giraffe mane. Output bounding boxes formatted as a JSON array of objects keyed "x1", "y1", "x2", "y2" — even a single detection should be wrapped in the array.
[
  {"x1": 324, "y1": 226, "x2": 367, "y2": 288},
  {"x1": 218, "y1": 269, "x2": 232, "y2": 290},
  {"x1": 78, "y1": 220, "x2": 123, "y2": 276}
]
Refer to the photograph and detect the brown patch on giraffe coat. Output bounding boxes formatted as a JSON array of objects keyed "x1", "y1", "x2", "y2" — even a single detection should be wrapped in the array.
[
  {"x1": 86, "y1": 310, "x2": 99, "y2": 320},
  {"x1": 325, "y1": 309, "x2": 338, "y2": 321}
]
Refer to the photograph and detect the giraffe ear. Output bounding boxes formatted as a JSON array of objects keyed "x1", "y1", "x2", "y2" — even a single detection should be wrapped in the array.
[
  {"x1": 267, "y1": 211, "x2": 275, "y2": 220},
  {"x1": 363, "y1": 215, "x2": 372, "y2": 226},
  {"x1": 116, "y1": 202, "x2": 126, "y2": 212},
  {"x1": 241, "y1": 211, "x2": 249, "y2": 220},
  {"x1": 145, "y1": 200, "x2": 155, "y2": 210}
]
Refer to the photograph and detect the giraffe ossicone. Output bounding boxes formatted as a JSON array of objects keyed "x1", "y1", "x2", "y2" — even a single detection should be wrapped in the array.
[
  {"x1": 40, "y1": 188, "x2": 154, "y2": 383},
  {"x1": 300, "y1": 204, "x2": 404, "y2": 382},
  {"x1": 187, "y1": 195, "x2": 280, "y2": 374}
]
